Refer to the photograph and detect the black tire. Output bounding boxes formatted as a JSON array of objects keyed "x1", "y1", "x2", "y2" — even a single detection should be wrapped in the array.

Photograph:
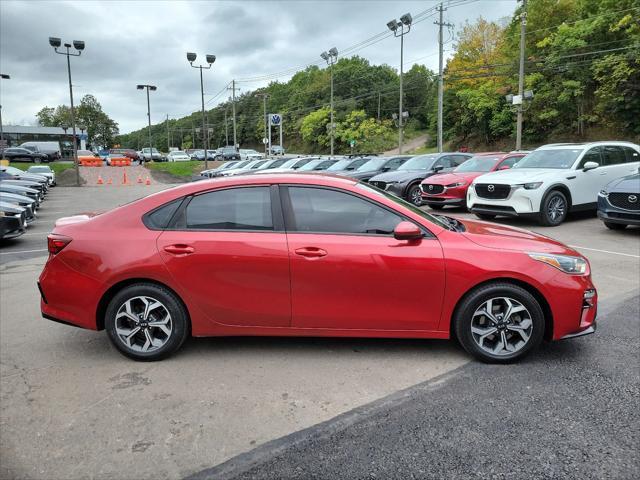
[
  {"x1": 429, "y1": 204, "x2": 444, "y2": 210},
  {"x1": 406, "y1": 184, "x2": 423, "y2": 206},
  {"x1": 604, "y1": 221, "x2": 627, "y2": 230},
  {"x1": 539, "y1": 190, "x2": 568, "y2": 226},
  {"x1": 105, "y1": 283, "x2": 190, "y2": 361},
  {"x1": 474, "y1": 213, "x2": 496, "y2": 220},
  {"x1": 453, "y1": 282, "x2": 545, "y2": 363}
]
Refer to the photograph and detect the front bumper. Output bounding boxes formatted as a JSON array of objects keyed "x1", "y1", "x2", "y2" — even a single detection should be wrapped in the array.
[
  {"x1": 467, "y1": 186, "x2": 542, "y2": 215},
  {"x1": 597, "y1": 196, "x2": 640, "y2": 225},
  {"x1": 560, "y1": 321, "x2": 597, "y2": 340}
]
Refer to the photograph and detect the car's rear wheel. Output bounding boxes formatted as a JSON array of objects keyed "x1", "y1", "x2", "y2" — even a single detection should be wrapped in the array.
[
  {"x1": 604, "y1": 221, "x2": 627, "y2": 230},
  {"x1": 454, "y1": 283, "x2": 545, "y2": 363},
  {"x1": 474, "y1": 213, "x2": 496, "y2": 220},
  {"x1": 407, "y1": 184, "x2": 422, "y2": 206},
  {"x1": 105, "y1": 283, "x2": 189, "y2": 361},
  {"x1": 539, "y1": 190, "x2": 568, "y2": 226}
]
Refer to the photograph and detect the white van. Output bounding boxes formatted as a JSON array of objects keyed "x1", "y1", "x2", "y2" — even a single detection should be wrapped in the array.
[{"x1": 19, "y1": 141, "x2": 62, "y2": 161}]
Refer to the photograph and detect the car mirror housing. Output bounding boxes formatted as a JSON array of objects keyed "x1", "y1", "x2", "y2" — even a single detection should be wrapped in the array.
[
  {"x1": 433, "y1": 165, "x2": 444, "y2": 172},
  {"x1": 582, "y1": 161, "x2": 599, "y2": 171},
  {"x1": 394, "y1": 221, "x2": 423, "y2": 241}
]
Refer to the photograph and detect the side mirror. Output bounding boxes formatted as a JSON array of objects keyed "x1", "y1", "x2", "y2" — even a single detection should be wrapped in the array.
[
  {"x1": 381, "y1": 166, "x2": 391, "y2": 172},
  {"x1": 583, "y1": 161, "x2": 599, "y2": 171},
  {"x1": 393, "y1": 221, "x2": 423, "y2": 241},
  {"x1": 499, "y1": 165, "x2": 511, "y2": 170},
  {"x1": 433, "y1": 165, "x2": 444, "y2": 173}
]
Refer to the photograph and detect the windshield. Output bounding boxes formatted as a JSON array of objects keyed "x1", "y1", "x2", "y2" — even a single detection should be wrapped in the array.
[
  {"x1": 514, "y1": 149, "x2": 582, "y2": 169},
  {"x1": 454, "y1": 156, "x2": 500, "y2": 173},
  {"x1": 297, "y1": 160, "x2": 324, "y2": 171},
  {"x1": 326, "y1": 160, "x2": 351, "y2": 171},
  {"x1": 250, "y1": 161, "x2": 267, "y2": 169},
  {"x1": 356, "y1": 158, "x2": 386, "y2": 171},
  {"x1": 356, "y1": 183, "x2": 449, "y2": 230},
  {"x1": 398, "y1": 155, "x2": 436, "y2": 171},
  {"x1": 28, "y1": 167, "x2": 51, "y2": 173}
]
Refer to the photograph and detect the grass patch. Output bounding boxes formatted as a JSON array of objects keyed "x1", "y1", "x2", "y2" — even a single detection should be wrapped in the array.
[
  {"x1": 8, "y1": 161, "x2": 76, "y2": 174},
  {"x1": 408, "y1": 145, "x2": 438, "y2": 155},
  {"x1": 144, "y1": 160, "x2": 204, "y2": 177}
]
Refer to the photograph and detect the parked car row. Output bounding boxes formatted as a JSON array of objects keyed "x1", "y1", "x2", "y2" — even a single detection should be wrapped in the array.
[
  {"x1": 195, "y1": 141, "x2": 639, "y2": 228},
  {"x1": 0, "y1": 165, "x2": 56, "y2": 240}
]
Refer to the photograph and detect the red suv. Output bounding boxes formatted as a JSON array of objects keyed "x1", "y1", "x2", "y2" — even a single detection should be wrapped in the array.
[{"x1": 421, "y1": 152, "x2": 526, "y2": 210}]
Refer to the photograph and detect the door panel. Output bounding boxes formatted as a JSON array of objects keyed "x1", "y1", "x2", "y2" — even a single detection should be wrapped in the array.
[
  {"x1": 287, "y1": 234, "x2": 445, "y2": 330},
  {"x1": 572, "y1": 147, "x2": 605, "y2": 205},
  {"x1": 156, "y1": 186, "x2": 291, "y2": 328},
  {"x1": 283, "y1": 186, "x2": 445, "y2": 331},
  {"x1": 157, "y1": 231, "x2": 291, "y2": 327}
]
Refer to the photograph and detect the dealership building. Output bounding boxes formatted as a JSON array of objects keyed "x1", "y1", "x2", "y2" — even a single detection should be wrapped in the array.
[{"x1": 0, "y1": 125, "x2": 81, "y2": 154}]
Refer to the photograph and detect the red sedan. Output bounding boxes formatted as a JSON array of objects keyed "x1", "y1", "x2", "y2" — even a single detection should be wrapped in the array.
[
  {"x1": 39, "y1": 174, "x2": 597, "y2": 362},
  {"x1": 420, "y1": 152, "x2": 526, "y2": 210}
]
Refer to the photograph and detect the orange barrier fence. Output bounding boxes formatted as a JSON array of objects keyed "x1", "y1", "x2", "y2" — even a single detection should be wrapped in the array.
[
  {"x1": 79, "y1": 156, "x2": 102, "y2": 167},
  {"x1": 110, "y1": 156, "x2": 131, "y2": 167}
]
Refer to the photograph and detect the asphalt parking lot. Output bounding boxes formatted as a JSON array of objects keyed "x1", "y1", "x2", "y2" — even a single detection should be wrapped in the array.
[{"x1": 1, "y1": 182, "x2": 639, "y2": 479}]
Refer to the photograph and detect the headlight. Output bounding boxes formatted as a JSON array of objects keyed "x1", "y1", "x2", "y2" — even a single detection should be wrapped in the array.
[
  {"x1": 517, "y1": 182, "x2": 543, "y2": 190},
  {"x1": 598, "y1": 189, "x2": 609, "y2": 197},
  {"x1": 446, "y1": 181, "x2": 467, "y2": 188},
  {"x1": 528, "y1": 252, "x2": 588, "y2": 275}
]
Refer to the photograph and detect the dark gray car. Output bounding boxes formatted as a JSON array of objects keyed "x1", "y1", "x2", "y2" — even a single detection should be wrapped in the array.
[
  {"x1": 341, "y1": 156, "x2": 412, "y2": 182},
  {"x1": 368, "y1": 152, "x2": 472, "y2": 205},
  {"x1": 597, "y1": 170, "x2": 640, "y2": 230}
]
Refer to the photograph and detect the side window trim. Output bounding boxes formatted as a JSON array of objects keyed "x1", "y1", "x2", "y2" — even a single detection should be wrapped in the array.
[
  {"x1": 167, "y1": 185, "x2": 282, "y2": 233},
  {"x1": 279, "y1": 184, "x2": 433, "y2": 238}
]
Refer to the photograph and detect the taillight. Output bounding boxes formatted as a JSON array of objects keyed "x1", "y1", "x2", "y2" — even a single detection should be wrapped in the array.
[{"x1": 47, "y1": 234, "x2": 72, "y2": 254}]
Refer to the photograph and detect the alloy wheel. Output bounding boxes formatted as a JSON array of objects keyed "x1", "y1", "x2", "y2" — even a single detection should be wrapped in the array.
[
  {"x1": 114, "y1": 296, "x2": 173, "y2": 353},
  {"x1": 409, "y1": 187, "x2": 422, "y2": 206},
  {"x1": 470, "y1": 297, "x2": 533, "y2": 356},
  {"x1": 547, "y1": 195, "x2": 566, "y2": 223}
]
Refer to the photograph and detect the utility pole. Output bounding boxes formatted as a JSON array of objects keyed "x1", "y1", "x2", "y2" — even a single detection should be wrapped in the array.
[
  {"x1": 0, "y1": 74, "x2": 9, "y2": 151},
  {"x1": 257, "y1": 93, "x2": 269, "y2": 157},
  {"x1": 516, "y1": 0, "x2": 527, "y2": 150},
  {"x1": 377, "y1": 91, "x2": 381, "y2": 121},
  {"x1": 228, "y1": 80, "x2": 238, "y2": 149},
  {"x1": 435, "y1": 4, "x2": 453, "y2": 153},
  {"x1": 166, "y1": 114, "x2": 170, "y2": 151},
  {"x1": 224, "y1": 107, "x2": 229, "y2": 146}
]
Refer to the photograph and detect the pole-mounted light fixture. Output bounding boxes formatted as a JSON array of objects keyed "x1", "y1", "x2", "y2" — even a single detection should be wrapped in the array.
[
  {"x1": 187, "y1": 52, "x2": 216, "y2": 169},
  {"x1": 386, "y1": 14, "x2": 412, "y2": 155},
  {"x1": 387, "y1": 20, "x2": 398, "y2": 32}
]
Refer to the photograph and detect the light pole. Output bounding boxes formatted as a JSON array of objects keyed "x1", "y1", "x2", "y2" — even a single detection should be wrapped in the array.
[
  {"x1": 49, "y1": 37, "x2": 84, "y2": 186},
  {"x1": 137, "y1": 84, "x2": 157, "y2": 162},
  {"x1": 0, "y1": 74, "x2": 9, "y2": 153},
  {"x1": 515, "y1": 0, "x2": 528, "y2": 150},
  {"x1": 387, "y1": 13, "x2": 412, "y2": 154},
  {"x1": 320, "y1": 47, "x2": 338, "y2": 156},
  {"x1": 257, "y1": 93, "x2": 269, "y2": 158},
  {"x1": 187, "y1": 52, "x2": 216, "y2": 169}
]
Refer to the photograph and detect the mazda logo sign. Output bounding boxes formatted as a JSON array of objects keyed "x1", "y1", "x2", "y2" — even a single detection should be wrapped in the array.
[
  {"x1": 629, "y1": 195, "x2": 638, "y2": 203},
  {"x1": 488, "y1": 185, "x2": 495, "y2": 192},
  {"x1": 428, "y1": 185, "x2": 433, "y2": 191}
]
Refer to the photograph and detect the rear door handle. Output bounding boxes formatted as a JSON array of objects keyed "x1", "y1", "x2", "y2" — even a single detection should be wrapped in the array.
[
  {"x1": 295, "y1": 247, "x2": 327, "y2": 258},
  {"x1": 164, "y1": 244, "x2": 195, "y2": 255}
]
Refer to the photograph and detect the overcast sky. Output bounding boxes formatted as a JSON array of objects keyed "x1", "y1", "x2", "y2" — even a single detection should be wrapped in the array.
[{"x1": 0, "y1": 0, "x2": 516, "y2": 134}]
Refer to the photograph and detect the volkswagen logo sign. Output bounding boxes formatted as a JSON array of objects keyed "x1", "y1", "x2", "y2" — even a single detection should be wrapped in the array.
[
  {"x1": 629, "y1": 195, "x2": 638, "y2": 203},
  {"x1": 487, "y1": 185, "x2": 495, "y2": 192},
  {"x1": 428, "y1": 185, "x2": 433, "y2": 191}
]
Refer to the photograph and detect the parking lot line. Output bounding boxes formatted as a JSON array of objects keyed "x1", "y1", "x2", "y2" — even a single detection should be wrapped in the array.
[
  {"x1": 569, "y1": 245, "x2": 640, "y2": 259},
  {"x1": 0, "y1": 248, "x2": 48, "y2": 255}
]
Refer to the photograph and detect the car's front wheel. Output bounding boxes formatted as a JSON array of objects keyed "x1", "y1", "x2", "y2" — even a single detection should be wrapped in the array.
[
  {"x1": 105, "y1": 283, "x2": 190, "y2": 361},
  {"x1": 604, "y1": 221, "x2": 627, "y2": 230},
  {"x1": 407, "y1": 184, "x2": 422, "y2": 206},
  {"x1": 454, "y1": 282, "x2": 545, "y2": 363},
  {"x1": 539, "y1": 190, "x2": 568, "y2": 226}
]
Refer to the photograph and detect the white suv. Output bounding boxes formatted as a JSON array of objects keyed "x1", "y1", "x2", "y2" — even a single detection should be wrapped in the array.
[{"x1": 467, "y1": 141, "x2": 640, "y2": 226}]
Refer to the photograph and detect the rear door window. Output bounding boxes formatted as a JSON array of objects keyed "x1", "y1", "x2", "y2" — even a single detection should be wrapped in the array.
[{"x1": 602, "y1": 146, "x2": 626, "y2": 166}]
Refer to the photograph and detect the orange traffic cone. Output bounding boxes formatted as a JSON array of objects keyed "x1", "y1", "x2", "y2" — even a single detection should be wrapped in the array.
[
  {"x1": 137, "y1": 175, "x2": 143, "y2": 184},
  {"x1": 122, "y1": 170, "x2": 128, "y2": 185},
  {"x1": 107, "y1": 177, "x2": 113, "y2": 185},
  {"x1": 97, "y1": 175, "x2": 104, "y2": 185},
  {"x1": 145, "y1": 176, "x2": 151, "y2": 185}
]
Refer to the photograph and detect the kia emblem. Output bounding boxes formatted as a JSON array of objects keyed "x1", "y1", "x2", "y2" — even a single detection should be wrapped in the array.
[
  {"x1": 629, "y1": 195, "x2": 638, "y2": 203},
  {"x1": 488, "y1": 185, "x2": 495, "y2": 192}
]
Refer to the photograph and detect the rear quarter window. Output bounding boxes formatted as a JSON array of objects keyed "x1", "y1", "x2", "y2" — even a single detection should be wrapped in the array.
[{"x1": 143, "y1": 198, "x2": 183, "y2": 230}]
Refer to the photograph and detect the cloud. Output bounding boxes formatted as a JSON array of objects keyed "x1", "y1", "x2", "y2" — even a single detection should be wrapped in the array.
[{"x1": 0, "y1": 0, "x2": 515, "y2": 133}]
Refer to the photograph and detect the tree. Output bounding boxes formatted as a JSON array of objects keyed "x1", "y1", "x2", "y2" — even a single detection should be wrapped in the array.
[{"x1": 35, "y1": 94, "x2": 119, "y2": 148}]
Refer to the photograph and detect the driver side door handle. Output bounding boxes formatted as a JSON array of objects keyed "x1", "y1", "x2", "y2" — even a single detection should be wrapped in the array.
[
  {"x1": 295, "y1": 247, "x2": 327, "y2": 258},
  {"x1": 164, "y1": 244, "x2": 195, "y2": 255}
]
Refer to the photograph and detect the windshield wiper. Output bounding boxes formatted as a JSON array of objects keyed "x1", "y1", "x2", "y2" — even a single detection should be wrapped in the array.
[{"x1": 435, "y1": 215, "x2": 465, "y2": 232}]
